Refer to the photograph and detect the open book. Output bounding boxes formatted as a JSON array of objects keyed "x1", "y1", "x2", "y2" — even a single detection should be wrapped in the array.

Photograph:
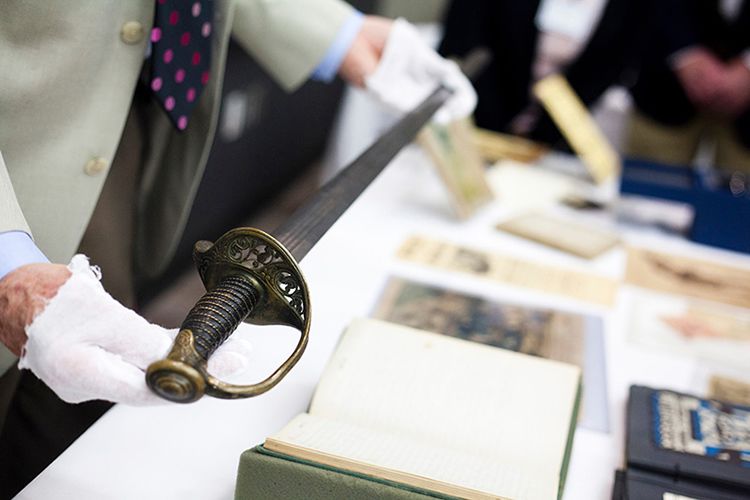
[{"x1": 263, "y1": 318, "x2": 581, "y2": 500}]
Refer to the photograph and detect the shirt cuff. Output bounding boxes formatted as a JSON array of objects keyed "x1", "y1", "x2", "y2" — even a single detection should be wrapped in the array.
[
  {"x1": 0, "y1": 231, "x2": 49, "y2": 281},
  {"x1": 311, "y1": 11, "x2": 365, "y2": 83}
]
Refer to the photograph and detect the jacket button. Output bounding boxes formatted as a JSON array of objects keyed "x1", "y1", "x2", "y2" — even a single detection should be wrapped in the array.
[
  {"x1": 121, "y1": 21, "x2": 145, "y2": 45},
  {"x1": 84, "y1": 157, "x2": 108, "y2": 176}
]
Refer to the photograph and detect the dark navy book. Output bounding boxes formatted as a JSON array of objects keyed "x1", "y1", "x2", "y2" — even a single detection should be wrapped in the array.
[{"x1": 626, "y1": 385, "x2": 750, "y2": 493}]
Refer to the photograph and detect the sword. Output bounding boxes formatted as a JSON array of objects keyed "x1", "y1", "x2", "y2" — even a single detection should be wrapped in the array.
[{"x1": 146, "y1": 85, "x2": 453, "y2": 403}]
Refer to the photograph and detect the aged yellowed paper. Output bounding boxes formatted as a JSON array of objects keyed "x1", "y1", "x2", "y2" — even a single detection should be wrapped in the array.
[
  {"x1": 397, "y1": 235, "x2": 618, "y2": 305},
  {"x1": 533, "y1": 74, "x2": 619, "y2": 183},
  {"x1": 625, "y1": 247, "x2": 750, "y2": 309}
]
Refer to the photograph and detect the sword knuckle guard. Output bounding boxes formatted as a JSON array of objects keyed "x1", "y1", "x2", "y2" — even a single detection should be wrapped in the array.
[{"x1": 146, "y1": 228, "x2": 311, "y2": 403}]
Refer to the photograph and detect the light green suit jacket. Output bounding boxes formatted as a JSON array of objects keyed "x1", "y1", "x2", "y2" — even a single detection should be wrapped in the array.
[{"x1": 0, "y1": 0, "x2": 354, "y2": 374}]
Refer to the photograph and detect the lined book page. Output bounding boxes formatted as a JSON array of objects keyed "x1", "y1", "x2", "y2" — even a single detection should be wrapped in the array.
[
  {"x1": 306, "y1": 318, "x2": 580, "y2": 497},
  {"x1": 266, "y1": 413, "x2": 552, "y2": 500}
]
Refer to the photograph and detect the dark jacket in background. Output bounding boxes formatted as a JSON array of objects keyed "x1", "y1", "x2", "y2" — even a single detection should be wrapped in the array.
[
  {"x1": 630, "y1": 0, "x2": 750, "y2": 148},
  {"x1": 438, "y1": 0, "x2": 647, "y2": 148}
]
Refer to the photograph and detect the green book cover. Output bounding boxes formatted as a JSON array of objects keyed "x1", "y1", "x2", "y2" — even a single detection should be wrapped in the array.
[{"x1": 236, "y1": 319, "x2": 583, "y2": 500}]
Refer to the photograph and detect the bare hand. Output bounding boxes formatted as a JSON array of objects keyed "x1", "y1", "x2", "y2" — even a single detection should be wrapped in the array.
[
  {"x1": 0, "y1": 263, "x2": 71, "y2": 356},
  {"x1": 710, "y1": 59, "x2": 750, "y2": 117},
  {"x1": 674, "y1": 48, "x2": 726, "y2": 107},
  {"x1": 337, "y1": 16, "x2": 393, "y2": 87}
]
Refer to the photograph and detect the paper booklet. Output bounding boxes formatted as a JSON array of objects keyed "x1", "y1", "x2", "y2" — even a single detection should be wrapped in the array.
[
  {"x1": 418, "y1": 118, "x2": 494, "y2": 219},
  {"x1": 263, "y1": 318, "x2": 581, "y2": 500}
]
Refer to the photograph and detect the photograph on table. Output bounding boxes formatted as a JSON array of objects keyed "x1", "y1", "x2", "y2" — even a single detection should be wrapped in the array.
[
  {"x1": 627, "y1": 291, "x2": 750, "y2": 369},
  {"x1": 371, "y1": 277, "x2": 609, "y2": 433}
]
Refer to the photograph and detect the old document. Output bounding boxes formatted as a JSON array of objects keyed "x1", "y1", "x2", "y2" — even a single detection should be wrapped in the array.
[
  {"x1": 625, "y1": 247, "x2": 750, "y2": 309},
  {"x1": 397, "y1": 236, "x2": 618, "y2": 306}
]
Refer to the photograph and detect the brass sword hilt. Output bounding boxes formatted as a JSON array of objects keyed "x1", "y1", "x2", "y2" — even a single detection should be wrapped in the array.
[{"x1": 145, "y1": 228, "x2": 310, "y2": 403}]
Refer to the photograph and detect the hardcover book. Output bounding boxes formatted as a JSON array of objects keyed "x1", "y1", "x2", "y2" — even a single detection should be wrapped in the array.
[
  {"x1": 239, "y1": 318, "x2": 582, "y2": 500},
  {"x1": 626, "y1": 385, "x2": 750, "y2": 492}
]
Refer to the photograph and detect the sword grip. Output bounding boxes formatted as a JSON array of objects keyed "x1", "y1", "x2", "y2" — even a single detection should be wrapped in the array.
[
  {"x1": 181, "y1": 275, "x2": 260, "y2": 360},
  {"x1": 146, "y1": 274, "x2": 260, "y2": 403}
]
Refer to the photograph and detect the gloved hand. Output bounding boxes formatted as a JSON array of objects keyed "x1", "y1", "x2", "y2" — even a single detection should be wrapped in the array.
[
  {"x1": 364, "y1": 18, "x2": 477, "y2": 124},
  {"x1": 9, "y1": 255, "x2": 252, "y2": 405}
]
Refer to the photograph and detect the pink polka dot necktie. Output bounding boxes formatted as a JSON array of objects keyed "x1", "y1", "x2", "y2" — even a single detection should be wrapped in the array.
[{"x1": 149, "y1": 0, "x2": 213, "y2": 131}]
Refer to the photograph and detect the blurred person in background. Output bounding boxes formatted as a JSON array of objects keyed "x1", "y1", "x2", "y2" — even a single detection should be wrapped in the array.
[
  {"x1": 438, "y1": 0, "x2": 648, "y2": 148},
  {"x1": 0, "y1": 1, "x2": 475, "y2": 496},
  {"x1": 627, "y1": 0, "x2": 750, "y2": 171}
]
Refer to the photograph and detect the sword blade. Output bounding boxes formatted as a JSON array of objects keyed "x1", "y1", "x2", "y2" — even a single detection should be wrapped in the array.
[{"x1": 274, "y1": 85, "x2": 453, "y2": 261}]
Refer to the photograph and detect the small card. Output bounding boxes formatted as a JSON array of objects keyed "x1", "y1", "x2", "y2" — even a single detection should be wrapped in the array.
[
  {"x1": 418, "y1": 118, "x2": 494, "y2": 219},
  {"x1": 496, "y1": 212, "x2": 619, "y2": 259},
  {"x1": 532, "y1": 74, "x2": 620, "y2": 183}
]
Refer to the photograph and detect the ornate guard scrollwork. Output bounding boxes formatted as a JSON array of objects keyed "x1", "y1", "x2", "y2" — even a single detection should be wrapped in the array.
[{"x1": 146, "y1": 228, "x2": 311, "y2": 403}]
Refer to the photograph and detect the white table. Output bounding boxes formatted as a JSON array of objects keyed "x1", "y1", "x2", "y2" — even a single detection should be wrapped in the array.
[{"x1": 18, "y1": 144, "x2": 750, "y2": 500}]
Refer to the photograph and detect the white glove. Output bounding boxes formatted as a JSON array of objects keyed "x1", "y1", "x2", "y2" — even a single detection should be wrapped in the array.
[
  {"x1": 18, "y1": 255, "x2": 253, "y2": 405},
  {"x1": 365, "y1": 18, "x2": 477, "y2": 124}
]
